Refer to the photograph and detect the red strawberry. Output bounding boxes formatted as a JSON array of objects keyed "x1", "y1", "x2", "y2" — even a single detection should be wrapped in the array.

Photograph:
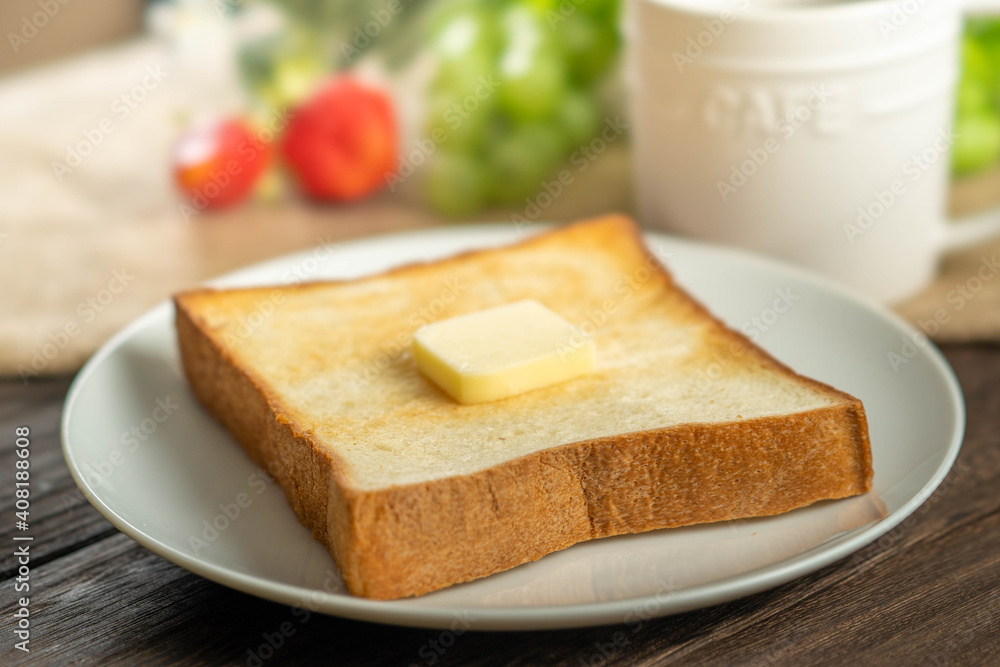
[
  {"x1": 282, "y1": 77, "x2": 398, "y2": 201},
  {"x1": 173, "y1": 118, "x2": 270, "y2": 211}
]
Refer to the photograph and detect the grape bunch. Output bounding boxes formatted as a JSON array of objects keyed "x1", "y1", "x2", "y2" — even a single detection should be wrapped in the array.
[
  {"x1": 423, "y1": 0, "x2": 620, "y2": 216},
  {"x1": 954, "y1": 19, "x2": 1000, "y2": 177}
]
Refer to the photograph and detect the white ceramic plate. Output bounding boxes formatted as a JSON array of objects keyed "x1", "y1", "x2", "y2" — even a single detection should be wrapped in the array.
[{"x1": 62, "y1": 225, "x2": 964, "y2": 630}]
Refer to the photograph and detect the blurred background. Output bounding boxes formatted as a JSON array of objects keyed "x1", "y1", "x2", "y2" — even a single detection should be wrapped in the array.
[{"x1": 3, "y1": 0, "x2": 1000, "y2": 377}]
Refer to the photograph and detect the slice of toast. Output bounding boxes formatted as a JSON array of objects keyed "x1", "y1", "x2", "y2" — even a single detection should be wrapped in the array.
[{"x1": 174, "y1": 215, "x2": 873, "y2": 600}]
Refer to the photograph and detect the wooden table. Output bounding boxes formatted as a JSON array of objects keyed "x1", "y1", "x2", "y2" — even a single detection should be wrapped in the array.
[{"x1": 1, "y1": 345, "x2": 998, "y2": 666}]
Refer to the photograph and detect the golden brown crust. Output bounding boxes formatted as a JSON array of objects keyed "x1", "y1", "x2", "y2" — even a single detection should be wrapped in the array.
[
  {"x1": 330, "y1": 403, "x2": 872, "y2": 599},
  {"x1": 174, "y1": 215, "x2": 874, "y2": 600}
]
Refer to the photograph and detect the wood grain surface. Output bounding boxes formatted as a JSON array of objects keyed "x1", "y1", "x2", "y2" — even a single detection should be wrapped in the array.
[{"x1": 0, "y1": 345, "x2": 998, "y2": 666}]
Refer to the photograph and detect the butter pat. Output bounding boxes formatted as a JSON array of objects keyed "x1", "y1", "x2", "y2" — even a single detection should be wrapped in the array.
[{"x1": 412, "y1": 300, "x2": 596, "y2": 404}]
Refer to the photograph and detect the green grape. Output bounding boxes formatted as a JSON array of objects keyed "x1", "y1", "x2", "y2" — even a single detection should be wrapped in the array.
[
  {"x1": 577, "y1": 0, "x2": 620, "y2": 24},
  {"x1": 554, "y1": 89, "x2": 600, "y2": 149},
  {"x1": 556, "y1": 13, "x2": 618, "y2": 85},
  {"x1": 498, "y1": 53, "x2": 566, "y2": 120},
  {"x1": 524, "y1": 0, "x2": 560, "y2": 12},
  {"x1": 962, "y1": 34, "x2": 992, "y2": 83},
  {"x1": 488, "y1": 123, "x2": 565, "y2": 204},
  {"x1": 497, "y1": 6, "x2": 567, "y2": 120},
  {"x1": 429, "y1": 4, "x2": 500, "y2": 58},
  {"x1": 966, "y1": 18, "x2": 1000, "y2": 43},
  {"x1": 425, "y1": 90, "x2": 495, "y2": 150},
  {"x1": 974, "y1": 38, "x2": 1000, "y2": 109},
  {"x1": 957, "y1": 74, "x2": 990, "y2": 114},
  {"x1": 433, "y1": 46, "x2": 498, "y2": 97},
  {"x1": 427, "y1": 2, "x2": 503, "y2": 101},
  {"x1": 420, "y1": 0, "x2": 622, "y2": 216},
  {"x1": 952, "y1": 111, "x2": 1000, "y2": 176},
  {"x1": 426, "y1": 152, "x2": 489, "y2": 217}
]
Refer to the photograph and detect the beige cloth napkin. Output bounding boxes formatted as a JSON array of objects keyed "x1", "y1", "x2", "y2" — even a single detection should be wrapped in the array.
[
  {"x1": 894, "y1": 168, "x2": 1000, "y2": 342},
  {"x1": 2, "y1": 38, "x2": 997, "y2": 380}
]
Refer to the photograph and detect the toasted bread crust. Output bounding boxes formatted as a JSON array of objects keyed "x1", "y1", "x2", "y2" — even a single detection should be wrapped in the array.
[{"x1": 175, "y1": 215, "x2": 873, "y2": 600}]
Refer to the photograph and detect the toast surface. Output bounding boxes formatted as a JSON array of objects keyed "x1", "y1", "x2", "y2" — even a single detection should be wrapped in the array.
[{"x1": 175, "y1": 215, "x2": 873, "y2": 599}]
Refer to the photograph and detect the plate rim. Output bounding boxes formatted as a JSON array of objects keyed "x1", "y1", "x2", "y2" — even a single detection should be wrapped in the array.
[{"x1": 60, "y1": 223, "x2": 966, "y2": 630}]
